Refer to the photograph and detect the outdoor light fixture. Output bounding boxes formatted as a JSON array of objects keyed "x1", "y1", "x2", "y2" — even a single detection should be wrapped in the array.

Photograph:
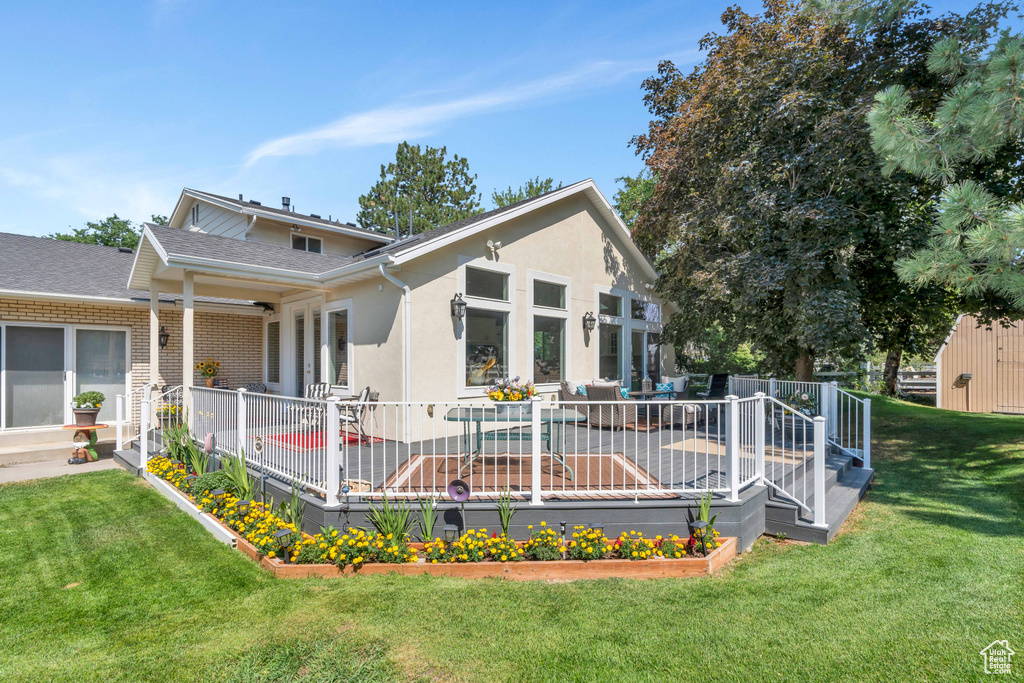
[
  {"x1": 237, "y1": 500, "x2": 251, "y2": 516},
  {"x1": 158, "y1": 326, "x2": 170, "y2": 349},
  {"x1": 450, "y1": 293, "x2": 467, "y2": 320},
  {"x1": 583, "y1": 312, "x2": 596, "y2": 332},
  {"x1": 691, "y1": 520, "x2": 709, "y2": 556},
  {"x1": 210, "y1": 488, "x2": 226, "y2": 501},
  {"x1": 274, "y1": 528, "x2": 293, "y2": 561},
  {"x1": 184, "y1": 474, "x2": 197, "y2": 485},
  {"x1": 443, "y1": 524, "x2": 458, "y2": 542}
]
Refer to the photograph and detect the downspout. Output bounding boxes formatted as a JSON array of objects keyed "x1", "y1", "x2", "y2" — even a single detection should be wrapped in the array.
[
  {"x1": 242, "y1": 215, "x2": 257, "y2": 239},
  {"x1": 379, "y1": 262, "x2": 412, "y2": 442}
]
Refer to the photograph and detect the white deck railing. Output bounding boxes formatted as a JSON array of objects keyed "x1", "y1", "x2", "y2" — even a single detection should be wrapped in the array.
[{"x1": 121, "y1": 388, "x2": 851, "y2": 527}]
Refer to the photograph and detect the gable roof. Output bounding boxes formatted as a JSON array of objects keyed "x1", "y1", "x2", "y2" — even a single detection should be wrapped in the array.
[
  {"x1": 172, "y1": 188, "x2": 393, "y2": 244},
  {"x1": 132, "y1": 179, "x2": 658, "y2": 289},
  {"x1": 356, "y1": 179, "x2": 659, "y2": 279},
  {"x1": 0, "y1": 232, "x2": 257, "y2": 309}
]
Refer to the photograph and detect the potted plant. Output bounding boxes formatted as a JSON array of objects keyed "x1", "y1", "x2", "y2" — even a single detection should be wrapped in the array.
[
  {"x1": 195, "y1": 358, "x2": 221, "y2": 387},
  {"x1": 71, "y1": 391, "x2": 105, "y2": 427},
  {"x1": 487, "y1": 377, "x2": 536, "y2": 416}
]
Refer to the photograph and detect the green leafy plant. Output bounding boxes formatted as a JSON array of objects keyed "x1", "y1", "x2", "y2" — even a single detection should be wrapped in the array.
[
  {"x1": 697, "y1": 490, "x2": 719, "y2": 527},
  {"x1": 277, "y1": 479, "x2": 306, "y2": 531},
  {"x1": 496, "y1": 488, "x2": 516, "y2": 537},
  {"x1": 71, "y1": 391, "x2": 104, "y2": 409},
  {"x1": 185, "y1": 470, "x2": 232, "y2": 497},
  {"x1": 365, "y1": 495, "x2": 413, "y2": 540},
  {"x1": 566, "y1": 526, "x2": 609, "y2": 562},
  {"x1": 415, "y1": 495, "x2": 438, "y2": 541},
  {"x1": 222, "y1": 451, "x2": 259, "y2": 500}
]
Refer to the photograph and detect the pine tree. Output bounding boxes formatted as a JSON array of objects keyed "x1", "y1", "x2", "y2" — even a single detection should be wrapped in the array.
[{"x1": 869, "y1": 29, "x2": 1024, "y2": 307}]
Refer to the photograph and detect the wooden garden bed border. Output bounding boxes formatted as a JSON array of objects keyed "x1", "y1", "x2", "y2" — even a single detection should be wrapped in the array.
[{"x1": 145, "y1": 472, "x2": 736, "y2": 581}]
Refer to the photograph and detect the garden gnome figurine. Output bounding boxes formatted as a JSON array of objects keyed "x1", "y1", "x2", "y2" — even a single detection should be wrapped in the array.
[{"x1": 68, "y1": 429, "x2": 98, "y2": 465}]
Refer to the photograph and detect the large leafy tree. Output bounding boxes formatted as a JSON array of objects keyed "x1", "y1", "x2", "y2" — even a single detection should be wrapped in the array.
[
  {"x1": 632, "y1": 0, "x2": 1007, "y2": 386},
  {"x1": 357, "y1": 142, "x2": 482, "y2": 235},
  {"x1": 613, "y1": 171, "x2": 657, "y2": 231},
  {"x1": 491, "y1": 176, "x2": 562, "y2": 208},
  {"x1": 49, "y1": 213, "x2": 167, "y2": 250}
]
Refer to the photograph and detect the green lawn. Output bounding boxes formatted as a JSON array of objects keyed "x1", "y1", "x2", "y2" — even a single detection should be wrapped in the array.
[{"x1": 1, "y1": 395, "x2": 1022, "y2": 682}]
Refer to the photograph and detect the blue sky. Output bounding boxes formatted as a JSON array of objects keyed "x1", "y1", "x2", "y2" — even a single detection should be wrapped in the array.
[{"x1": 0, "y1": 1, "x2": 990, "y2": 236}]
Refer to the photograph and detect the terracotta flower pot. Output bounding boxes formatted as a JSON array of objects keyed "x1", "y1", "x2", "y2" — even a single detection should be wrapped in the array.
[
  {"x1": 73, "y1": 408, "x2": 100, "y2": 427},
  {"x1": 206, "y1": 378, "x2": 215, "y2": 388}
]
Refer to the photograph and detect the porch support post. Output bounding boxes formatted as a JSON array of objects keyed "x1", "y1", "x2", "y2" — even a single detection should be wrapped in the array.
[
  {"x1": 812, "y1": 415, "x2": 827, "y2": 528},
  {"x1": 115, "y1": 394, "x2": 124, "y2": 451},
  {"x1": 819, "y1": 381, "x2": 830, "y2": 439},
  {"x1": 182, "y1": 271, "x2": 195, "y2": 418},
  {"x1": 726, "y1": 394, "x2": 740, "y2": 502},
  {"x1": 530, "y1": 396, "x2": 543, "y2": 505},
  {"x1": 149, "y1": 284, "x2": 160, "y2": 387},
  {"x1": 754, "y1": 392, "x2": 765, "y2": 483}
]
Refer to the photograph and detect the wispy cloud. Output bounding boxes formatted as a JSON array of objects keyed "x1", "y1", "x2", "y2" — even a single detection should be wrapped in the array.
[{"x1": 245, "y1": 58, "x2": 668, "y2": 166}]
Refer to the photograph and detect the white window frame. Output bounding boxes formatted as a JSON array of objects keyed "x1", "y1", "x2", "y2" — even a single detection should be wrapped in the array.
[
  {"x1": 593, "y1": 286, "x2": 664, "y2": 385},
  {"x1": 290, "y1": 232, "x2": 322, "y2": 253},
  {"x1": 0, "y1": 322, "x2": 131, "y2": 431},
  {"x1": 263, "y1": 314, "x2": 282, "y2": 391},
  {"x1": 528, "y1": 270, "x2": 571, "y2": 388},
  {"x1": 457, "y1": 255, "x2": 516, "y2": 398},
  {"x1": 324, "y1": 297, "x2": 354, "y2": 396}
]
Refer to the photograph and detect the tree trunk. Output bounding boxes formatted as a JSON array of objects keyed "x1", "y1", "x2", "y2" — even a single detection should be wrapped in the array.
[
  {"x1": 794, "y1": 352, "x2": 815, "y2": 382},
  {"x1": 882, "y1": 347, "x2": 902, "y2": 397}
]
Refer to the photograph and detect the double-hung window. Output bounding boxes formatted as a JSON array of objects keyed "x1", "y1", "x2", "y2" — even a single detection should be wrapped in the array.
[
  {"x1": 460, "y1": 260, "x2": 515, "y2": 392},
  {"x1": 529, "y1": 272, "x2": 570, "y2": 385}
]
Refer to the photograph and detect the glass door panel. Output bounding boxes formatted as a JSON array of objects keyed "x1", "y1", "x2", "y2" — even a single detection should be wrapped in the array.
[
  {"x1": 75, "y1": 329, "x2": 127, "y2": 422},
  {"x1": 5, "y1": 326, "x2": 66, "y2": 428},
  {"x1": 294, "y1": 311, "x2": 306, "y2": 396},
  {"x1": 631, "y1": 330, "x2": 645, "y2": 391}
]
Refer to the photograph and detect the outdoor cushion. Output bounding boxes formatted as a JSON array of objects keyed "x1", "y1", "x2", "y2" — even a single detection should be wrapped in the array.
[
  {"x1": 654, "y1": 382, "x2": 673, "y2": 399},
  {"x1": 576, "y1": 385, "x2": 588, "y2": 397},
  {"x1": 662, "y1": 376, "x2": 687, "y2": 393},
  {"x1": 620, "y1": 386, "x2": 630, "y2": 399}
]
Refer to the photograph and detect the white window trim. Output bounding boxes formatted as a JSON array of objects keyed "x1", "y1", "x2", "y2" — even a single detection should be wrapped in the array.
[
  {"x1": 290, "y1": 232, "x2": 322, "y2": 253},
  {"x1": 593, "y1": 286, "x2": 664, "y2": 385},
  {"x1": 528, "y1": 270, "x2": 571, "y2": 389},
  {"x1": 263, "y1": 314, "x2": 282, "y2": 391},
  {"x1": 457, "y1": 255, "x2": 516, "y2": 398},
  {"x1": 0, "y1": 322, "x2": 131, "y2": 431},
  {"x1": 324, "y1": 297, "x2": 354, "y2": 396}
]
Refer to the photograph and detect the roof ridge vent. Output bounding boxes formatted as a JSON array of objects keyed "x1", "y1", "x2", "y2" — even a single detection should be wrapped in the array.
[
  {"x1": 249, "y1": 200, "x2": 261, "y2": 206},
  {"x1": 118, "y1": 246, "x2": 133, "y2": 254}
]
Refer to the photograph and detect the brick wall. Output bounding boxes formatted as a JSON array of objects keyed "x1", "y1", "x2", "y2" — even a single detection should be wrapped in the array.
[{"x1": 0, "y1": 298, "x2": 265, "y2": 395}]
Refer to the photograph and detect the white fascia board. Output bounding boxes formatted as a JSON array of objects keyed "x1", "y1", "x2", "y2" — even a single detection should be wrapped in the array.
[
  {"x1": 388, "y1": 178, "x2": 660, "y2": 282},
  {"x1": 127, "y1": 227, "x2": 167, "y2": 290},
  {"x1": 163, "y1": 254, "x2": 325, "y2": 284},
  {"x1": 934, "y1": 314, "x2": 964, "y2": 365},
  {"x1": 319, "y1": 254, "x2": 395, "y2": 283},
  {"x1": 0, "y1": 289, "x2": 258, "y2": 314}
]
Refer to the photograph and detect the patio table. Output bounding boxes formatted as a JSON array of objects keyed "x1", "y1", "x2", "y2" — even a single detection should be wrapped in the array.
[{"x1": 444, "y1": 406, "x2": 586, "y2": 480}]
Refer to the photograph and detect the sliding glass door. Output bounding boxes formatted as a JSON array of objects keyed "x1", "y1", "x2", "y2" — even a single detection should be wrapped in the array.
[
  {"x1": 75, "y1": 329, "x2": 127, "y2": 423},
  {"x1": 1, "y1": 324, "x2": 130, "y2": 430},
  {"x1": 4, "y1": 326, "x2": 66, "y2": 428}
]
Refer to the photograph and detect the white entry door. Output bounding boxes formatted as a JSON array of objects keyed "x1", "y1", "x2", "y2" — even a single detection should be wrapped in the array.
[{"x1": 284, "y1": 298, "x2": 323, "y2": 397}]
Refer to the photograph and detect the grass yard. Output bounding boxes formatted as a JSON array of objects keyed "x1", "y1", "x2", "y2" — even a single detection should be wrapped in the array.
[{"x1": 1, "y1": 395, "x2": 1022, "y2": 682}]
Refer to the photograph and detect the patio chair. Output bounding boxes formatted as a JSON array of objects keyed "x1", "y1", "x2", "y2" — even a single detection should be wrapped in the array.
[
  {"x1": 652, "y1": 401, "x2": 704, "y2": 429},
  {"x1": 338, "y1": 386, "x2": 373, "y2": 443},
  {"x1": 292, "y1": 382, "x2": 331, "y2": 430},
  {"x1": 696, "y1": 373, "x2": 729, "y2": 400},
  {"x1": 559, "y1": 381, "x2": 589, "y2": 416},
  {"x1": 585, "y1": 384, "x2": 638, "y2": 430}
]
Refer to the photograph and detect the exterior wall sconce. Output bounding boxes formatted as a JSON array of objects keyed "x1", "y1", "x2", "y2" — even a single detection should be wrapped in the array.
[
  {"x1": 450, "y1": 293, "x2": 467, "y2": 320},
  {"x1": 158, "y1": 326, "x2": 170, "y2": 349},
  {"x1": 583, "y1": 312, "x2": 596, "y2": 332}
]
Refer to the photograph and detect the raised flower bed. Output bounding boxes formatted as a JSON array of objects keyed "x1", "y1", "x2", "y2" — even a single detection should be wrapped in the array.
[{"x1": 145, "y1": 455, "x2": 736, "y2": 581}]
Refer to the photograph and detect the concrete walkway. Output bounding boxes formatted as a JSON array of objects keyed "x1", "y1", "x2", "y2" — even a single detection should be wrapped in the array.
[{"x1": 0, "y1": 457, "x2": 120, "y2": 484}]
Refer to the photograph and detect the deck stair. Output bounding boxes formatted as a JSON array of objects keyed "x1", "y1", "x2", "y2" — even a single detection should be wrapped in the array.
[{"x1": 764, "y1": 448, "x2": 873, "y2": 543}]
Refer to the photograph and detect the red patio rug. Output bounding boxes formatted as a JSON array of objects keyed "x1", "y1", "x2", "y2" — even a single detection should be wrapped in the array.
[{"x1": 266, "y1": 431, "x2": 384, "y2": 450}]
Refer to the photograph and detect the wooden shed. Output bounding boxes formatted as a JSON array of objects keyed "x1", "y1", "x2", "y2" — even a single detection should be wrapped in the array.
[{"x1": 935, "y1": 314, "x2": 1024, "y2": 414}]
